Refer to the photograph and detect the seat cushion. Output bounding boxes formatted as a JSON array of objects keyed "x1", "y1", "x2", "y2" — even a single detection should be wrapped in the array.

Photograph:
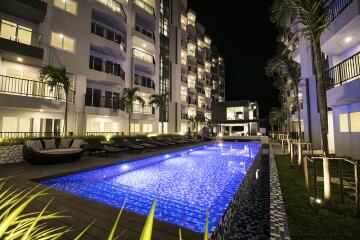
[
  {"x1": 71, "y1": 139, "x2": 83, "y2": 149},
  {"x1": 25, "y1": 140, "x2": 43, "y2": 152},
  {"x1": 40, "y1": 148, "x2": 82, "y2": 155},
  {"x1": 59, "y1": 139, "x2": 72, "y2": 148},
  {"x1": 43, "y1": 139, "x2": 56, "y2": 149}
]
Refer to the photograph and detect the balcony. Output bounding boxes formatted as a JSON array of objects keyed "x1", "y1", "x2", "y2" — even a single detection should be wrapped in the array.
[
  {"x1": 196, "y1": 87, "x2": 205, "y2": 95},
  {"x1": 89, "y1": 55, "x2": 125, "y2": 85},
  {"x1": 0, "y1": 0, "x2": 47, "y2": 23},
  {"x1": 132, "y1": 48, "x2": 155, "y2": 74},
  {"x1": 0, "y1": 21, "x2": 43, "y2": 61},
  {"x1": 134, "y1": 74, "x2": 155, "y2": 92},
  {"x1": 85, "y1": 94, "x2": 123, "y2": 110},
  {"x1": 326, "y1": 0, "x2": 353, "y2": 23},
  {"x1": 134, "y1": 0, "x2": 155, "y2": 16},
  {"x1": 133, "y1": 104, "x2": 155, "y2": 115},
  {"x1": 326, "y1": 51, "x2": 360, "y2": 89},
  {"x1": 90, "y1": 22, "x2": 126, "y2": 59},
  {"x1": 95, "y1": 0, "x2": 127, "y2": 23},
  {"x1": 181, "y1": 113, "x2": 188, "y2": 120},
  {"x1": 326, "y1": 50, "x2": 360, "y2": 106},
  {"x1": 134, "y1": 24, "x2": 155, "y2": 40},
  {"x1": 0, "y1": 75, "x2": 75, "y2": 103},
  {"x1": 187, "y1": 98, "x2": 197, "y2": 106}
]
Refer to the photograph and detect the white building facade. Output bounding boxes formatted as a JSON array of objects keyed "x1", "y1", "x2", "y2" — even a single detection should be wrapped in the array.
[
  {"x1": 284, "y1": 0, "x2": 360, "y2": 158},
  {"x1": 0, "y1": 0, "x2": 225, "y2": 137}
]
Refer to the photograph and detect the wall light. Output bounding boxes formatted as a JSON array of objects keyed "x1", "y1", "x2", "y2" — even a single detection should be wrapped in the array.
[
  {"x1": 39, "y1": 109, "x2": 44, "y2": 112},
  {"x1": 345, "y1": 37, "x2": 352, "y2": 43},
  {"x1": 315, "y1": 198, "x2": 322, "y2": 204},
  {"x1": 17, "y1": 57, "x2": 23, "y2": 62}
]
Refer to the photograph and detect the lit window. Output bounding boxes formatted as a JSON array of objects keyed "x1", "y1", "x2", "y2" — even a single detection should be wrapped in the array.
[
  {"x1": 54, "y1": 0, "x2": 77, "y2": 15},
  {"x1": 131, "y1": 123, "x2": 141, "y2": 133},
  {"x1": 350, "y1": 112, "x2": 360, "y2": 132},
  {"x1": 51, "y1": 32, "x2": 75, "y2": 53},
  {"x1": 0, "y1": 20, "x2": 32, "y2": 45},
  {"x1": 339, "y1": 113, "x2": 349, "y2": 132}
]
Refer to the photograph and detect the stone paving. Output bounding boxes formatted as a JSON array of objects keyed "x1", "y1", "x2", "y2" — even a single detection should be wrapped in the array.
[{"x1": 269, "y1": 145, "x2": 291, "y2": 240}]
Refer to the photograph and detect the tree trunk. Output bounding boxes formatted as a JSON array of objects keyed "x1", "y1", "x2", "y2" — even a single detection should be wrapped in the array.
[
  {"x1": 128, "y1": 106, "x2": 132, "y2": 135},
  {"x1": 64, "y1": 92, "x2": 68, "y2": 135},
  {"x1": 295, "y1": 84, "x2": 302, "y2": 141},
  {"x1": 312, "y1": 39, "x2": 329, "y2": 155},
  {"x1": 161, "y1": 106, "x2": 164, "y2": 134}
]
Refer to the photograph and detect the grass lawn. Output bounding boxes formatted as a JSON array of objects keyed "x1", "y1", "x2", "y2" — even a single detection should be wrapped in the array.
[{"x1": 275, "y1": 155, "x2": 360, "y2": 240}]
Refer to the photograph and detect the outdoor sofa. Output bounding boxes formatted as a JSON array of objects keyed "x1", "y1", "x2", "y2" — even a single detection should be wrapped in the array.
[{"x1": 23, "y1": 138, "x2": 83, "y2": 165}]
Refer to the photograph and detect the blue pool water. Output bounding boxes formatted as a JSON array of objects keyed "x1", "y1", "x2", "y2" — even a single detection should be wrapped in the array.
[{"x1": 41, "y1": 142, "x2": 261, "y2": 234}]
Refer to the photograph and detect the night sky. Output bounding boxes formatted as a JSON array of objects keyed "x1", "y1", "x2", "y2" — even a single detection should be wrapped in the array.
[{"x1": 187, "y1": 0, "x2": 279, "y2": 118}]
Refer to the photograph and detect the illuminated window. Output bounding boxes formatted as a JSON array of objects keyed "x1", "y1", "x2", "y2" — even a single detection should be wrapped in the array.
[
  {"x1": 54, "y1": 0, "x2": 77, "y2": 15},
  {"x1": 339, "y1": 113, "x2": 349, "y2": 132},
  {"x1": 227, "y1": 107, "x2": 244, "y2": 120},
  {"x1": 51, "y1": 32, "x2": 75, "y2": 53},
  {"x1": 143, "y1": 123, "x2": 153, "y2": 133},
  {"x1": 130, "y1": 123, "x2": 141, "y2": 133},
  {"x1": 0, "y1": 20, "x2": 32, "y2": 45},
  {"x1": 350, "y1": 112, "x2": 360, "y2": 132}
]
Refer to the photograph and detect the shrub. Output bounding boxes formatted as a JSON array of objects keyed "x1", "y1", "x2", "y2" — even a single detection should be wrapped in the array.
[{"x1": 0, "y1": 137, "x2": 30, "y2": 146}]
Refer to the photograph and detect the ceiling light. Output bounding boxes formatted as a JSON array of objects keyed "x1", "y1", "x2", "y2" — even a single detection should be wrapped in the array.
[
  {"x1": 59, "y1": 34, "x2": 64, "y2": 38},
  {"x1": 16, "y1": 57, "x2": 23, "y2": 62},
  {"x1": 39, "y1": 109, "x2": 44, "y2": 112},
  {"x1": 345, "y1": 37, "x2": 352, "y2": 43},
  {"x1": 142, "y1": 43, "x2": 147, "y2": 47}
]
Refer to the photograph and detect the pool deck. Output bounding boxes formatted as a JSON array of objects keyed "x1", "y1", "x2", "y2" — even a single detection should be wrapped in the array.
[{"x1": 0, "y1": 141, "x2": 272, "y2": 240}]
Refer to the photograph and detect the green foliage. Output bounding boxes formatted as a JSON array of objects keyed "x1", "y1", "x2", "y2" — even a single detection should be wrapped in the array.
[
  {"x1": 0, "y1": 137, "x2": 30, "y2": 146},
  {"x1": 275, "y1": 155, "x2": 360, "y2": 239},
  {"x1": 140, "y1": 198, "x2": 156, "y2": 240},
  {"x1": 74, "y1": 135, "x2": 107, "y2": 142}
]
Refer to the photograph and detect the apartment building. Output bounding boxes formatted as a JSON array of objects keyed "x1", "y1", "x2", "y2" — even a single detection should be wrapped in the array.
[
  {"x1": 283, "y1": 0, "x2": 360, "y2": 158},
  {"x1": 0, "y1": 0, "x2": 225, "y2": 137}
]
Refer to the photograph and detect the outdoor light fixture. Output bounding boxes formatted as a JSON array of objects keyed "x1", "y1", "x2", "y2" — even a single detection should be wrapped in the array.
[
  {"x1": 39, "y1": 109, "x2": 44, "y2": 112},
  {"x1": 59, "y1": 34, "x2": 64, "y2": 38},
  {"x1": 345, "y1": 37, "x2": 352, "y2": 43},
  {"x1": 142, "y1": 43, "x2": 147, "y2": 47},
  {"x1": 315, "y1": 198, "x2": 322, "y2": 204},
  {"x1": 16, "y1": 57, "x2": 23, "y2": 62},
  {"x1": 121, "y1": 164, "x2": 129, "y2": 170}
]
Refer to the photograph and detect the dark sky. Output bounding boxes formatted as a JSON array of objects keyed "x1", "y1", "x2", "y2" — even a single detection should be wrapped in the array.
[{"x1": 187, "y1": 0, "x2": 279, "y2": 118}]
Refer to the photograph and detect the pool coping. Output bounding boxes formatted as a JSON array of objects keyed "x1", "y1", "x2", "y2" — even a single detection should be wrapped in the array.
[{"x1": 269, "y1": 145, "x2": 291, "y2": 239}]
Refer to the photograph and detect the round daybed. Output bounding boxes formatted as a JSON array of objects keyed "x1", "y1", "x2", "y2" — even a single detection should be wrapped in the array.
[{"x1": 23, "y1": 139, "x2": 84, "y2": 165}]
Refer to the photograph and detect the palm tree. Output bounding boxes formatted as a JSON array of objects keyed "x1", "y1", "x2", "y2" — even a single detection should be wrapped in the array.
[
  {"x1": 149, "y1": 92, "x2": 168, "y2": 134},
  {"x1": 120, "y1": 87, "x2": 145, "y2": 135},
  {"x1": 188, "y1": 114, "x2": 206, "y2": 134},
  {"x1": 39, "y1": 65, "x2": 71, "y2": 134},
  {"x1": 269, "y1": 107, "x2": 283, "y2": 133},
  {"x1": 271, "y1": 0, "x2": 331, "y2": 154},
  {"x1": 271, "y1": 0, "x2": 333, "y2": 206},
  {"x1": 266, "y1": 55, "x2": 302, "y2": 141}
]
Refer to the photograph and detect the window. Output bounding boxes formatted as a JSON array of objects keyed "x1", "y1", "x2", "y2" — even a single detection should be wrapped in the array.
[
  {"x1": 2, "y1": 117, "x2": 17, "y2": 132},
  {"x1": 227, "y1": 107, "x2": 244, "y2": 120},
  {"x1": 51, "y1": 32, "x2": 75, "y2": 53},
  {"x1": 339, "y1": 113, "x2": 349, "y2": 132},
  {"x1": 143, "y1": 124, "x2": 153, "y2": 133},
  {"x1": 0, "y1": 20, "x2": 32, "y2": 45},
  {"x1": 350, "y1": 112, "x2": 360, "y2": 132},
  {"x1": 54, "y1": 0, "x2": 77, "y2": 15},
  {"x1": 130, "y1": 123, "x2": 140, "y2": 133}
]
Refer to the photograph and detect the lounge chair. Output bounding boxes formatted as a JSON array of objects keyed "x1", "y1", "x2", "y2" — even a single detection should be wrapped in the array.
[
  {"x1": 114, "y1": 138, "x2": 146, "y2": 151},
  {"x1": 164, "y1": 137, "x2": 185, "y2": 144},
  {"x1": 157, "y1": 137, "x2": 176, "y2": 145},
  {"x1": 130, "y1": 138, "x2": 157, "y2": 149},
  {"x1": 147, "y1": 137, "x2": 169, "y2": 147},
  {"x1": 23, "y1": 139, "x2": 83, "y2": 165},
  {"x1": 84, "y1": 139, "x2": 123, "y2": 154}
]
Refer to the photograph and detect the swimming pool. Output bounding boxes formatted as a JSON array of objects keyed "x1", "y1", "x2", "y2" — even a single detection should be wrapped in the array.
[{"x1": 41, "y1": 142, "x2": 262, "y2": 234}]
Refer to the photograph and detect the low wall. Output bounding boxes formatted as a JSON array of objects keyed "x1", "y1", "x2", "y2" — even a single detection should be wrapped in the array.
[
  {"x1": 0, "y1": 145, "x2": 23, "y2": 164},
  {"x1": 217, "y1": 136, "x2": 269, "y2": 143}
]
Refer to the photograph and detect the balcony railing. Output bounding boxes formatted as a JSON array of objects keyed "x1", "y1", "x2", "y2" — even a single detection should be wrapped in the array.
[
  {"x1": 86, "y1": 132, "x2": 123, "y2": 136},
  {"x1": 196, "y1": 87, "x2": 205, "y2": 94},
  {"x1": 134, "y1": 75, "x2": 155, "y2": 89},
  {"x1": 134, "y1": 0, "x2": 155, "y2": 16},
  {"x1": 0, "y1": 75, "x2": 75, "y2": 103},
  {"x1": 326, "y1": 51, "x2": 360, "y2": 89},
  {"x1": 133, "y1": 104, "x2": 155, "y2": 115},
  {"x1": 0, "y1": 21, "x2": 42, "y2": 47},
  {"x1": 326, "y1": 0, "x2": 353, "y2": 23},
  {"x1": 91, "y1": 22, "x2": 126, "y2": 51},
  {"x1": 132, "y1": 48, "x2": 155, "y2": 64},
  {"x1": 187, "y1": 98, "x2": 197, "y2": 105},
  {"x1": 96, "y1": 0, "x2": 127, "y2": 22},
  {"x1": 181, "y1": 76, "x2": 188, "y2": 83},
  {"x1": 85, "y1": 94, "x2": 123, "y2": 110},
  {"x1": 89, "y1": 55, "x2": 125, "y2": 80},
  {"x1": 135, "y1": 25, "x2": 155, "y2": 40}
]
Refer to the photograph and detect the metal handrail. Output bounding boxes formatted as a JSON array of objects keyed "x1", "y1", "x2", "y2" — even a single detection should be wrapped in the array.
[
  {"x1": 0, "y1": 75, "x2": 75, "y2": 103},
  {"x1": 0, "y1": 132, "x2": 63, "y2": 138},
  {"x1": 326, "y1": 0, "x2": 353, "y2": 23},
  {"x1": 134, "y1": 75, "x2": 155, "y2": 89},
  {"x1": 89, "y1": 55, "x2": 125, "y2": 80},
  {"x1": 132, "y1": 103, "x2": 155, "y2": 115},
  {"x1": 325, "y1": 50, "x2": 360, "y2": 89},
  {"x1": 84, "y1": 94, "x2": 123, "y2": 110},
  {"x1": 91, "y1": 22, "x2": 126, "y2": 51},
  {"x1": 132, "y1": 48, "x2": 155, "y2": 64}
]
